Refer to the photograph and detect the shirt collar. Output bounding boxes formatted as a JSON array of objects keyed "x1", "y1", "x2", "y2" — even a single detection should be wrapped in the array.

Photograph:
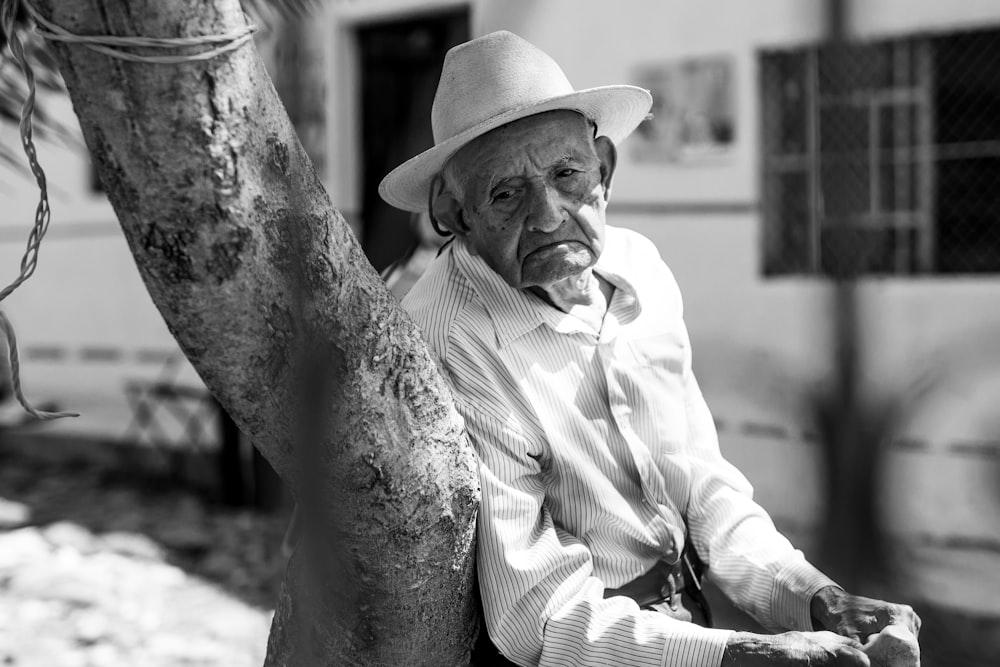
[{"x1": 451, "y1": 226, "x2": 642, "y2": 348}]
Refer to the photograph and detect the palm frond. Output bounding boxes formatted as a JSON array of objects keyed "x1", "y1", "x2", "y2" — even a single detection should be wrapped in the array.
[
  {"x1": 0, "y1": 0, "x2": 324, "y2": 173},
  {"x1": 242, "y1": 0, "x2": 323, "y2": 28},
  {"x1": 0, "y1": 0, "x2": 27, "y2": 55},
  {"x1": 1, "y1": 2, "x2": 72, "y2": 172}
]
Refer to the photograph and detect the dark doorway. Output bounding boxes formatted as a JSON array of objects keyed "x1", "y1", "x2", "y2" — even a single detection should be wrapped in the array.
[{"x1": 357, "y1": 9, "x2": 469, "y2": 272}]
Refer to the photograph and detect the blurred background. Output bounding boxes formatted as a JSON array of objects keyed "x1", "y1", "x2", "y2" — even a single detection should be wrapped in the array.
[{"x1": 2, "y1": 0, "x2": 999, "y2": 665}]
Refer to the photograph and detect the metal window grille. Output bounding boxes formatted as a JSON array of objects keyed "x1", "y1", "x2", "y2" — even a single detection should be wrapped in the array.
[{"x1": 761, "y1": 26, "x2": 1000, "y2": 276}]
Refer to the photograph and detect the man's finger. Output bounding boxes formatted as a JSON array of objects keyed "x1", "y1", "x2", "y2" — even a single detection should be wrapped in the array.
[
  {"x1": 862, "y1": 625, "x2": 920, "y2": 667},
  {"x1": 827, "y1": 641, "x2": 871, "y2": 667},
  {"x1": 842, "y1": 648, "x2": 872, "y2": 667},
  {"x1": 885, "y1": 604, "x2": 921, "y2": 638},
  {"x1": 899, "y1": 606, "x2": 921, "y2": 638},
  {"x1": 815, "y1": 630, "x2": 866, "y2": 651}
]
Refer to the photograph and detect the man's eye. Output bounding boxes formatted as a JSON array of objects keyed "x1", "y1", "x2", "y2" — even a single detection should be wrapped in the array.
[
  {"x1": 493, "y1": 190, "x2": 516, "y2": 202},
  {"x1": 556, "y1": 168, "x2": 577, "y2": 178}
]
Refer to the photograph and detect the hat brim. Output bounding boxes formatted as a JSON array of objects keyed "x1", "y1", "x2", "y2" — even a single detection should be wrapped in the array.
[{"x1": 378, "y1": 85, "x2": 653, "y2": 213}]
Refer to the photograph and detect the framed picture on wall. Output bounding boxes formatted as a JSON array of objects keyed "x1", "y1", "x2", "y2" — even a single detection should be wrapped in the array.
[{"x1": 631, "y1": 56, "x2": 735, "y2": 164}]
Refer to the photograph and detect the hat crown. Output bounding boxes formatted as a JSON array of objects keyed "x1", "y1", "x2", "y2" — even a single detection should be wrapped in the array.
[{"x1": 431, "y1": 31, "x2": 575, "y2": 144}]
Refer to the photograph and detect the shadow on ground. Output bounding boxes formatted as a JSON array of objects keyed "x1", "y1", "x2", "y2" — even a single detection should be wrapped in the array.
[{"x1": 0, "y1": 429, "x2": 289, "y2": 666}]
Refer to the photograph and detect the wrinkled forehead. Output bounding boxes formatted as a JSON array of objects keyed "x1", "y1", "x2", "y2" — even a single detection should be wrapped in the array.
[{"x1": 444, "y1": 110, "x2": 597, "y2": 193}]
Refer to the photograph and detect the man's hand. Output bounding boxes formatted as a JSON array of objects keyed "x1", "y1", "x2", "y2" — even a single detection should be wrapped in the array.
[
  {"x1": 811, "y1": 586, "x2": 921, "y2": 642},
  {"x1": 721, "y1": 631, "x2": 870, "y2": 666}
]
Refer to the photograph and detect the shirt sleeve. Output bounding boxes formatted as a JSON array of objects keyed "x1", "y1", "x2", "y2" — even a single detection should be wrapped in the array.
[
  {"x1": 663, "y1": 271, "x2": 840, "y2": 632},
  {"x1": 469, "y1": 405, "x2": 733, "y2": 667}
]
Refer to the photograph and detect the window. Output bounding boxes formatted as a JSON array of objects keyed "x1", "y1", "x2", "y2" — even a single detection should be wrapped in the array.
[{"x1": 761, "y1": 27, "x2": 1000, "y2": 276}]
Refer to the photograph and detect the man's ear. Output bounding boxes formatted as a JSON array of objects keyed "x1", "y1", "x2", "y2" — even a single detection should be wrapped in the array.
[
  {"x1": 594, "y1": 135, "x2": 618, "y2": 202},
  {"x1": 429, "y1": 177, "x2": 470, "y2": 238}
]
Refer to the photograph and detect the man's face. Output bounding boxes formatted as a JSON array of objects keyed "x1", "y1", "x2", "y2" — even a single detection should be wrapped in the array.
[{"x1": 445, "y1": 110, "x2": 615, "y2": 290}]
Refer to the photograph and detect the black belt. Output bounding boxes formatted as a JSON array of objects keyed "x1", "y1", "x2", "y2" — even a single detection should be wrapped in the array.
[
  {"x1": 603, "y1": 547, "x2": 714, "y2": 627},
  {"x1": 473, "y1": 546, "x2": 715, "y2": 667}
]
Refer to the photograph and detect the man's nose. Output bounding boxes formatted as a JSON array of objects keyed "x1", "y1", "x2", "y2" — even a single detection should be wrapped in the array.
[{"x1": 525, "y1": 183, "x2": 566, "y2": 233}]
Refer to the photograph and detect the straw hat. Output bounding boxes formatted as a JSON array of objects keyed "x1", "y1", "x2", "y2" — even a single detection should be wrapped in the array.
[{"x1": 378, "y1": 30, "x2": 653, "y2": 213}]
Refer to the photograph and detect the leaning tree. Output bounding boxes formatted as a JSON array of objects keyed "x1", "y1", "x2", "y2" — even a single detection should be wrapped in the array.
[{"x1": 2, "y1": 0, "x2": 481, "y2": 664}]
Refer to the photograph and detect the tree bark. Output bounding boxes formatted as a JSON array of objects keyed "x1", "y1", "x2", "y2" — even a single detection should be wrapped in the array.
[{"x1": 33, "y1": 1, "x2": 479, "y2": 664}]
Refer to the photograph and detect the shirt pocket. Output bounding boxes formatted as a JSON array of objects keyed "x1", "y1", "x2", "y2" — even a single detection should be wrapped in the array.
[
  {"x1": 613, "y1": 332, "x2": 689, "y2": 453},
  {"x1": 626, "y1": 331, "x2": 686, "y2": 374}
]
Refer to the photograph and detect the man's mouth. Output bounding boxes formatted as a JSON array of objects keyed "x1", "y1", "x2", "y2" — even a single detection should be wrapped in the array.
[{"x1": 524, "y1": 240, "x2": 586, "y2": 259}]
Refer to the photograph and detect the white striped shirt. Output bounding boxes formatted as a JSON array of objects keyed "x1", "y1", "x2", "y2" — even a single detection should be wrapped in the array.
[{"x1": 403, "y1": 226, "x2": 838, "y2": 667}]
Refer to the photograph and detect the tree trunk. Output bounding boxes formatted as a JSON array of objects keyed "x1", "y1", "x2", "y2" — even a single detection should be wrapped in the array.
[{"x1": 33, "y1": 1, "x2": 480, "y2": 664}]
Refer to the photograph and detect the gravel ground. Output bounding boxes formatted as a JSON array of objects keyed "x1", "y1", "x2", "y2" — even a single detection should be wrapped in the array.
[{"x1": 0, "y1": 437, "x2": 288, "y2": 666}]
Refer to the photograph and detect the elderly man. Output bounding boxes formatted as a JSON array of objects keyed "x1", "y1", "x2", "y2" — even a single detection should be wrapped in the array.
[{"x1": 380, "y1": 31, "x2": 919, "y2": 667}]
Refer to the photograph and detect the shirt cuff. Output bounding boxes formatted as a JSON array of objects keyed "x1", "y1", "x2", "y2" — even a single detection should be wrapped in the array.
[
  {"x1": 661, "y1": 626, "x2": 732, "y2": 667},
  {"x1": 769, "y1": 555, "x2": 841, "y2": 631}
]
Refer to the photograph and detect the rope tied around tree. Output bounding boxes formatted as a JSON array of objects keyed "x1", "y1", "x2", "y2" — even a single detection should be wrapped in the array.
[
  {"x1": 21, "y1": 1, "x2": 257, "y2": 64},
  {"x1": 0, "y1": 0, "x2": 257, "y2": 420}
]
